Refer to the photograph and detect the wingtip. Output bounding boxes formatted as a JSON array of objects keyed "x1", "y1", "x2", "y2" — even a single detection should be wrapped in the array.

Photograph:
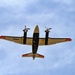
[
  {"x1": 65, "y1": 38, "x2": 72, "y2": 41},
  {"x1": 0, "y1": 36, "x2": 6, "y2": 39}
]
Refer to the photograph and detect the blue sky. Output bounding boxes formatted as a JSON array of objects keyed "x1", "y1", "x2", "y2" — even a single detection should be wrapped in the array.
[{"x1": 0, "y1": 0, "x2": 75, "y2": 75}]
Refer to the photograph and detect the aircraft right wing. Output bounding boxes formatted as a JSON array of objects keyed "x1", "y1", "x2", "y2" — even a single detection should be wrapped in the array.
[{"x1": 39, "y1": 38, "x2": 72, "y2": 46}]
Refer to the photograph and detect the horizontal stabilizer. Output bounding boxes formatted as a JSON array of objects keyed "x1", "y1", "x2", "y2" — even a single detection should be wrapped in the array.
[{"x1": 22, "y1": 53, "x2": 44, "y2": 58}]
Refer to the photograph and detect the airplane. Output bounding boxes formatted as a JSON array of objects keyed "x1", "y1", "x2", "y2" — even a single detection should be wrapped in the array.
[{"x1": 0, "y1": 25, "x2": 72, "y2": 60}]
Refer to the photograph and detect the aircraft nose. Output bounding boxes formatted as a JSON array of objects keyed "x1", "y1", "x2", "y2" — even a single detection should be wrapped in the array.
[
  {"x1": 36, "y1": 25, "x2": 39, "y2": 29},
  {"x1": 34, "y1": 25, "x2": 39, "y2": 33}
]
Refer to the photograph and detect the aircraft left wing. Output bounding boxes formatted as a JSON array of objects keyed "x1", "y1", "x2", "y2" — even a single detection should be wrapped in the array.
[
  {"x1": 0, "y1": 36, "x2": 72, "y2": 45},
  {"x1": 0, "y1": 36, "x2": 32, "y2": 45},
  {"x1": 0, "y1": 36, "x2": 23, "y2": 44}
]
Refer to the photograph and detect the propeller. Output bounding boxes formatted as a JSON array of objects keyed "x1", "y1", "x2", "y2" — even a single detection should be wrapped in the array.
[
  {"x1": 45, "y1": 27, "x2": 52, "y2": 32},
  {"x1": 23, "y1": 26, "x2": 30, "y2": 32}
]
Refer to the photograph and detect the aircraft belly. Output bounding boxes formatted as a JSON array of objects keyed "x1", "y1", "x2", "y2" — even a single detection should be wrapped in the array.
[{"x1": 32, "y1": 33, "x2": 39, "y2": 54}]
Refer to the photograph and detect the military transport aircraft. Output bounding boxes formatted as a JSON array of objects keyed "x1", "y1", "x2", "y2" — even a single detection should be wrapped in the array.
[{"x1": 0, "y1": 25, "x2": 72, "y2": 60}]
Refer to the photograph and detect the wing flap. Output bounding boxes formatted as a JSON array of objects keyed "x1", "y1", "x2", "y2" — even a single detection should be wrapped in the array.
[{"x1": 26, "y1": 38, "x2": 32, "y2": 45}]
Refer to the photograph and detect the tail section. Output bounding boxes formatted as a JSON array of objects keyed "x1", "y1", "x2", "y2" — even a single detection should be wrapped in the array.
[{"x1": 22, "y1": 53, "x2": 44, "y2": 59}]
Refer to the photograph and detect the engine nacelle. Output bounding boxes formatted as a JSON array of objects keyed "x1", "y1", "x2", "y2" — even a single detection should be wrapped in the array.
[
  {"x1": 45, "y1": 31, "x2": 49, "y2": 45},
  {"x1": 45, "y1": 28, "x2": 52, "y2": 45},
  {"x1": 23, "y1": 26, "x2": 30, "y2": 44},
  {"x1": 23, "y1": 32, "x2": 27, "y2": 44}
]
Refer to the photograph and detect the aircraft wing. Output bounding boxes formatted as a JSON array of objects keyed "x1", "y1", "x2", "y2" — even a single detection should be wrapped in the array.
[
  {"x1": 0, "y1": 36, "x2": 71, "y2": 46},
  {"x1": 39, "y1": 38, "x2": 72, "y2": 46},
  {"x1": 0, "y1": 36, "x2": 33, "y2": 45},
  {"x1": 0, "y1": 36, "x2": 32, "y2": 45},
  {"x1": 0, "y1": 36, "x2": 23, "y2": 44}
]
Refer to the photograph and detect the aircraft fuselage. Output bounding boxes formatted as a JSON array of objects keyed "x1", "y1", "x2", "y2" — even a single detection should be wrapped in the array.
[{"x1": 32, "y1": 25, "x2": 39, "y2": 58}]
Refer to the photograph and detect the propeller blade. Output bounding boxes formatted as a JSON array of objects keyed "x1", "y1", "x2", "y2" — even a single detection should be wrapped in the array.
[
  {"x1": 48, "y1": 28, "x2": 52, "y2": 30},
  {"x1": 45, "y1": 27, "x2": 52, "y2": 32},
  {"x1": 23, "y1": 26, "x2": 30, "y2": 32},
  {"x1": 27, "y1": 28, "x2": 30, "y2": 30}
]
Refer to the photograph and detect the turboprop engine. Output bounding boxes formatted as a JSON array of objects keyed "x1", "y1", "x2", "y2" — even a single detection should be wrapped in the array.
[
  {"x1": 23, "y1": 26, "x2": 30, "y2": 44},
  {"x1": 45, "y1": 27, "x2": 52, "y2": 45}
]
